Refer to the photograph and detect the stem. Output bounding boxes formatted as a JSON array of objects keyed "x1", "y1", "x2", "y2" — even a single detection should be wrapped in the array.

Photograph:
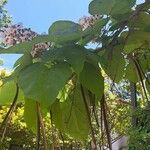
[
  {"x1": 0, "y1": 84, "x2": 19, "y2": 141},
  {"x1": 133, "y1": 58, "x2": 149, "y2": 102},
  {"x1": 100, "y1": 102, "x2": 104, "y2": 150},
  {"x1": 37, "y1": 103, "x2": 48, "y2": 150},
  {"x1": 59, "y1": 131, "x2": 65, "y2": 150},
  {"x1": 101, "y1": 95, "x2": 112, "y2": 150},
  {"x1": 89, "y1": 92, "x2": 100, "y2": 128},
  {"x1": 50, "y1": 111, "x2": 61, "y2": 150},
  {"x1": 80, "y1": 85, "x2": 97, "y2": 150},
  {"x1": 130, "y1": 82, "x2": 138, "y2": 127},
  {"x1": 36, "y1": 102, "x2": 41, "y2": 150}
]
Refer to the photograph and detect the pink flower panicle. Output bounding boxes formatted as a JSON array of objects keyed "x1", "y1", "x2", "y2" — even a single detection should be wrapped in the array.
[
  {"x1": 0, "y1": 23, "x2": 54, "y2": 58},
  {"x1": 31, "y1": 42, "x2": 54, "y2": 58},
  {"x1": 79, "y1": 15, "x2": 101, "y2": 30},
  {"x1": 0, "y1": 23, "x2": 38, "y2": 46}
]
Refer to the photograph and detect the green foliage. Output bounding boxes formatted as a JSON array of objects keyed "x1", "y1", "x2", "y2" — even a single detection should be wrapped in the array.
[
  {"x1": 0, "y1": 81, "x2": 24, "y2": 105},
  {"x1": 18, "y1": 62, "x2": 72, "y2": 106},
  {"x1": 89, "y1": 0, "x2": 135, "y2": 17},
  {"x1": 0, "y1": 0, "x2": 150, "y2": 145},
  {"x1": 49, "y1": 21, "x2": 82, "y2": 44},
  {"x1": 79, "y1": 62, "x2": 104, "y2": 98},
  {"x1": 128, "y1": 108, "x2": 150, "y2": 150},
  {"x1": 101, "y1": 45, "x2": 125, "y2": 82},
  {"x1": 51, "y1": 85, "x2": 90, "y2": 140},
  {"x1": 125, "y1": 61, "x2": 138, "y2": 83},
  {"x1": 59, "y1": 45, "x2": 86, "y2": 75},
  {"x1": 122, "y1": 31, "x2": 150, "y2": 53},
  {"x1": 42, "y1": 45, "x2": 86, "y2": 75},
  {"x1": 24, "y1": 99, "x2": 37, "y2": 133},
  {"x1": 129, "y1": 12, "x2": 150, "y2": 31}
]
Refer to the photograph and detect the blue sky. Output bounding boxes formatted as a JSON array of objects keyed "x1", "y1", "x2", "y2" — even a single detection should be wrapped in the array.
[
  {"x1": 6, "y1": 0, "x2": 90, "y2": 33},
  {"x1": 0, "y1": 0, "x2": 90, "y2": 68},
  {"x1": 0, "y1": 0, "x2": 144, "y2": 68}
]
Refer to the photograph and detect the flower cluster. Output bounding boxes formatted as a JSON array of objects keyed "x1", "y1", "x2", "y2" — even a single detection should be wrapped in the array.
[
  {"x1": 0, "y1": 23, "x2": 55, "y2": 58},
  {"x1": 31, "y1": 42, "x2": 54, "y2": 58},
  {"x1": 79, "y1": 15, "x2": 101, "y2": 30},
  {"x1": 0, "y1": 23, "x2": 37, "y2": 46}
]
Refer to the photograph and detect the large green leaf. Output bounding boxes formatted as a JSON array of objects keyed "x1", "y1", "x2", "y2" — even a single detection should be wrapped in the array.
[
  {"x1": 24, "y1": 99, "x2": 48, "y2": 133},
  {"x1": 24, "y1": 99, "x2": 37, "y2": 133},
  {"x1": 125, "y1": 61, "x2": 138, "y2": 83},
  {"x1": 2, "y1": 53, "x2": 33, "y2": 85},
  {"x1": 101, "y1": 45, "x2": 125, "y2": 82},
  {"x1": 89, "y1": 0, "x2": 135, "y2": 16},
  {"x1": 18, "y1": 63, "x2": 72, "y2": 106},
  {"x1": 51, "y1": 86, "x2": 90, "y2": 140},
  {"x1": 0, "y1": 81, "x2": 24, "y2": 105},
  {"x1": 13, "y1": 53, "x2": 32, "y2": 68},
  {"x1": 0, "y1": 35, "x2": 53, "y2": 54},
  {"x1": 48, "y1": 21, "x2": 82, "y2": 44},
  {"x1": 110, "y1": 0, "x2": 135, "y2": 17},
  {"x1": 42, "y1": 45, "x2": 86, "y2": 75},
  {"x1": 138, "y1": 54, "x2": 150, "y2": 74},
  {"x1": 129, "y1": 13, "x2": 150, "y2": 31},
  {"x1": 51, "y1": 100, "x2": 65, "y2": 131},
  {"x1": 89, "y1": 0, "x2": 115, "y2": 15},
  {"x1": 79, "y1": 62, "x2": 104, "y2": 98},
  {"x1": 122, "y1": 31, "x2": 150, "y2": 53},
  {"x1": 62, "y1": 46, "x2": 86, "y2": 75}
]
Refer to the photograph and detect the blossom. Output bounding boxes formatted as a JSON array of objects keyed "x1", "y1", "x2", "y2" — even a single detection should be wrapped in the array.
[
  {"x1": 31, "y1": 42, "x2": 54, "y2": 58},
  {"x1": 0, "y1": 23, "x2": 37, "y2": 46},
  {"x1": 79, "y1": 15, "x2": 101, "y2": 30},
  {"x1": 0, "y1": 23, "x2": 54, "y2": 58}
]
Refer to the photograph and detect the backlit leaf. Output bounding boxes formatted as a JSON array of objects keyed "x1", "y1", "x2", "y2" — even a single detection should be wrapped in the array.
[
  {"x1": 0, "y1": 81, "x2": 24, "y2": 105},
  {"x1": 18, "y1": 63, "x2": 72, "y2": 106}
]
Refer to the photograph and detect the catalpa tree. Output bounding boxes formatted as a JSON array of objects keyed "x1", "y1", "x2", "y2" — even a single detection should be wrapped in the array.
[{"x1": 0, "y1": 0, "x2": 150, "y2": 149}]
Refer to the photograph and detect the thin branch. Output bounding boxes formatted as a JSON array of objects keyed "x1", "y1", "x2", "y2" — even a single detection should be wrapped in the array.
[
  {"x1": 132, "y1": 58, "x2": 149, "y2": 102},
  {"x1": 0, "y1": 84, "x2": 19, "y2": 141},
  {"x1": 100, "y1": 103, "x2": 104, "y2": 150},
  {"x1": 50, "y1": 111, "x2": 61, "y2": 150},
  {"x1": 130, "y1": 82, "x2": 138, "y2": 127},
  {"x1": 59, "y1": 131, "x2": 65, "y2": 150},
  {"x1": 80, "y1": 85, "x2": 97, "y2": 150},
  {"x1": 101, "y1": 95, "x2": 112, "y2": 150},
  {"x1": 37, "y1": 103, "x2": 48, "y2": 150},
  {"x1": 36, "y1": 102, "x2": 41, "y2": 150},
  {"x1": 136, "y1": 59, "x2": 150, "y2": 85},
  {"x1": 89, "y1": 91, "x2": 100, "y2": 128}
]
